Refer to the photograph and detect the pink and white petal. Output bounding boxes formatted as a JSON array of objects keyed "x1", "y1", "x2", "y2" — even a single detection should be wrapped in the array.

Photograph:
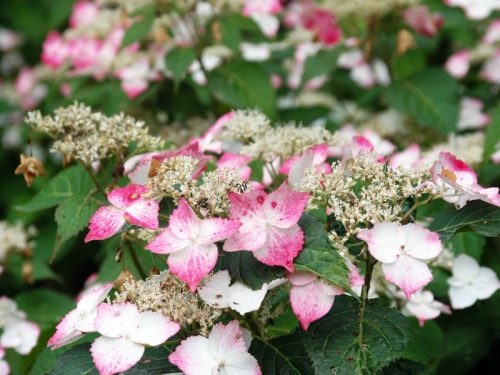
[
  {"x1": 223, "y1": 221, "x2": 267, "y2": 252},
  {"x1": 208, "y1": 321, "x2": 247, "y2": 358},
  {"x1": 0, "y1": 359, "x2": 9, "y2": 375},
  {"x1": 320, "y1": 280, "x2": 344, "y2": 297},
  {"x1": 472, "y1": 267, "x2": 500, "y2": 300},
  {"x1": 124, "y1": 198, "x2": 159, "y2": 230},
  {"x1": 290, "y1": 282, "x2": 335, "y2": 330},
  {"x1": 288, "y1": 150, "x2": 315, "y2": 189},
  {"x1": 198, "y1": 271, "x2": 232, "y2": 308},
  {"x1": 167, "y1": 244, "x2": 219, "y2": 292},
  {"x1": 357, "y1": 222, "x2": 404, "y2": 263},
  {"x1": 84, "y1": 206, "x2": 125, "y2": 242},
  {"x1": 168, "y1": 336, "x2": 216, "y2": 375},
  {"x1": 1, "y1": 320, "x2": 40, "y2": 355},
  {"x1": 287, "y1": 271, "x2": 317, "y2": 287},
  {"x1": 74, "y1": 310, "x2": 98, "y2": 333},
  {"x1": 265, "y1": 186, "x2": 309, "y2": 228},
  {"x1": 107, "y1": 185, "x2": 149, "y2": 209},
  {"x1": 389, "y1": 144, "x2": 421, "y2": 170},
  {"x1": 168, "y1": 199, "x2": 201, "y2": 240},
  {"x1": 228, "y1": 191, "x2": 268, "y2": 218},
  {"x1": 402, "y1": 224, "x2": 442, "y2": 260},
  {"x1": 228, "y1": 282, "x2": 268, "y2": 315},
  {"x1": 95, "y1": 303, "x2": 139, "y2": 338},
  {"x1": 77, "y1": 283, "x2": 113, "y2": 316},
  {"x1": 382, "y1": 256, "x2": 433, "y2": 300},
  {"x1": 218, "y1": 153, "x2": 251, "y2": 169},
  {"x1": 48, "y1": 309, "x2": 82, "y2": 349},
  {"x1": 198, "y1": 218, "x2": 242, "y2": 244},
  {"x1": 449, "y1": 285, "x2": 477, "y2": 309},
  {"x1": 128, "y1": 158, "x2": 152, "y2": 185},
  {"x1": 254, "y1": 225, "x2": 304, "y2": 272},
  {"x1": 224, "y1": 349, "x2": 262, "y2": 375},
  {"x1": 129, "y1": 311, "x2": 180, "y2": 346},
  {"x1": 405, "y1": 301, "x2": 441, "y2": 326},
  {"x1": 146, "y1": 227, "x2": 191, "y2": 255},
  {"x1": 91, "y1": 337, "x2": 144, "y2": 375}
]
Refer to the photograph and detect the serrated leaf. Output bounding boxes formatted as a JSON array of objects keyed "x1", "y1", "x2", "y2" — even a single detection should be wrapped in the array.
[
  {"x1": 220, "y1": 250, "x2": 285, "y2": 290},
  {"x1": 54, "y1": 193, "x2": 100, "y2": 256},
  {"x1": 165, "y1": 46, "x2": 196, "y2": 83},
  {"x1": 208, "y1": 60, "x2": 276, "y2": 118},
  {"x1": 302, "y1": 47, "x2": 340, "y2": 83},
  {"x1": 122, "y1": 6, "x2": 155, "y2": 47},
  {"x1": 16, "y1": 165, "x2": 94, "y2": 212},
  {"x1": 250, "y1": 335, "x2": 314, "y2": 375},
  {"x1": 385, "y1": 68, "x2": 459, "y2": 133},
  {"x1": 428, "y1": 201, "x2": 500, "y2": 241},
  {"x1": 303, "y1": 296, "x2": 413, "y2": 375},
  {"x1": 294, "y1": 214, "x2": 351, "y2": 292}
]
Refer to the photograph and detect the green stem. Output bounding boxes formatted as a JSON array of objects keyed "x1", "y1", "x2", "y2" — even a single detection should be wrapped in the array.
[
  {"x1": 82, "y1": 163, "x2": 107, "y2": 199},
  {"x1": 401, "y1": 195, "x2": 436, "y2": 222},
  {"x1": 125, "y1": 240, "x2": 147, "y2": 279},
  {"x1": 358, "y1": 250, "x2": 376, "y2": 352}
]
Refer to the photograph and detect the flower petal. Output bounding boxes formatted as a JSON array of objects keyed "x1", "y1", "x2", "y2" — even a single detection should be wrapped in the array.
[
  {"x1": 287, "y1": 270, "x2": 317, "y2": 286},
  {"x1": 91, "y1": 337, "x2": 144, "y2": 375},
  {"x1": 402, "y1": 224, "x2": 442, "y2": 260},
  {"x1": 449, "y1": 284, "x2": 477, "y2": 309},
  {"x1": 168, "y1": 336, "x2": 216, "y2": 375},
  {"x1": 0, "y1": 320, "x2": 40, "y2": 355},
  {"x1": 198, "y1": 218, "x2": 242, "y2": 244},
  {"x1": 77, "y1": 283, "x2": 113, "y2": 316},
  {"x1": 290, "y1": 281, "x2": 335, "y2": 330},
  {"x1": 84, "y1": 206, "x2": 125, "y2": 242},
  {"x1": 129, "y1": 311, "x2": 179, "y2": 346},
  {"x1": 208, "y1": 321, "x2": 247, "y2": 358},
  {"x1": 357, "y1": 222, "x2": 404, "y2": 263},
  {"x1": 95, "y1": 303, "x2": 139, "y2": 338},
  {"x1": 47, "y1": 309, "x2": 83, "y2": 349},
  {"x1": 382, "y1": 256, "x2": 433, "y2": 300},
  {"x1": 197, "y1": 271, "x2": 232, "y2": 309},
  {"x1": 124, "y1": 198, "x2": 159, "y2": 230},
  {"x1": 223, "y1": 349, "x2": 262, "y2": 375},
  {"x1": 145, "y1": 227, "x2": 191, "y2": 255},
  {"x1": 167, "y1": 199, "x2": 201, "y2": 240},
  {"x1": 107, "y1": 185, "x2": 150, "y2": 209},
  {"x1": 264, "y1": 186, "x2": 309, "y2": 229},
  {"x1": 473, "y1": 267, "x2": 500, "y2": 300}
]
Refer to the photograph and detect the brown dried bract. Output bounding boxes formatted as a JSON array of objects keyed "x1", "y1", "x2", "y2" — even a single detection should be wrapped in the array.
[{"x1": 14, "y1": 154, "x2": 46, "y2": 187}]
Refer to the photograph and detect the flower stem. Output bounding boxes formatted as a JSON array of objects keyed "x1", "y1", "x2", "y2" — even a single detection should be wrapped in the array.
[
  {"x1": 125, "y1": 240, "x2": 147, "y2": 279},
  {"x1": 82, "y1": 163, "x2": 107, "y2": 199}
]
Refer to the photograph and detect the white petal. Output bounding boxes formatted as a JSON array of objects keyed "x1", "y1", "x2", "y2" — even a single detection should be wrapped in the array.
[
  {"x1": 472, "y1": 267, "x2": 499, "y2": 300},
  {"x1": 91, "y1": 336, "x2": 144, "y2": 375},
  {"x1": 129, "y1": 311, "x2": 180, "y2": 346},
  {"x1": 449, "y1": 284, "x2": 477, "y2": 309},
  {"x1": 168, "y1": 336, "x2": 216, "y2": 375},
  {"x1": 95, "y1": 303, "x2": 139, "y2": 338},
  {"x1": 228, "y1": 282, "x2": 267, "y2": 315},
  {"x1": 451, "y1": 254, "x2": 481, "y2": 282}
]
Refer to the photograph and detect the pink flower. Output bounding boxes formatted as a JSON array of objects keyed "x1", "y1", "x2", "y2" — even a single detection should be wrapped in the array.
[
  {"x1": 115, "y1": 57, "x2": 154, "y2": 99},
  {"x1": 48, "y1": 283, "x2": 112, "y2": 349},
  {"x1": 218, "y1": 153, "x2": 252, "y2": 181},
  {"x1": 358, "y1": 222, "x2": 443, "y2": 300},
  {"x1": 280, "y1": 144, "x2": 331, "y2": 176},
  {"x1": 302, "y1": 8, "x2": 342, "y2": 46},
  {"x1": 84, "y1": 185, "x2": 159, "y2": 242},
  {"x1": 444, "y1": 50, "x2": 471, "y2": 79},
  {"x1": 389, "y1": 144, "x2": 422, "y2": 170},
  {"x1": 70, "y1": 1, "x2": 99, "y2": 29},
  {"x1": 91, "y1": 303, "x2": 179, "y2": 375},
  {"x1": 430, "y1": 152, "x2": 500, "y2": 208},
  {"x1": 193, "y1": 112, "x2": 234, "y2": 154},
  {"x1": 146, "y1": 199, "x2": 241, "y2": 291},
  {"x1": 14, "y1": 68, "x2": 47, "y2": 110},
  {"x1": 223, "y1": 184, "x2": 309, "y2": 272},
  {"x1": 41, "y1": 32, "x2": 68, "y2": 69},
  {"x1": 402, "y1": 290, "x2": 450, "y2": 327},
  {"x1": 288, "y1": 271, "x2": 343, "y2": 330},
  {"x1": 483, "y1": 20, "x2": 500, "y2": 44},
  {"x1": 403, "y1": 5, "x2": 444, "y2": 37},
  {"x1": 444, "y1": 0, "x2": 500, "y2": 20},
  {"x1": 480, "y1": 50, "x2": 500, "y2": 84},
  {"x1": 67, "y1": 36, "x2": 102, "y2": 71},
  {"x1": 243, "y1": 0, "x2": 282, "y2": 15},
  {"x1": 169, "y1": 320, "x2": 261, "y2": 375},
  {"x1": 458, "y1": 97, "x2": 490, "y2": 130},
  {"x1": 127, "y1": 143, "x2": 210, "y2": 185}
]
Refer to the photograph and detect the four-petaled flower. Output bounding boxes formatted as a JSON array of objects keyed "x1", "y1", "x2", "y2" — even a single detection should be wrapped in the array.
[
  {"x1": 91, "y1": 303, "x2": 180, "y2": 375},
  {"x1": 85, "y1": 184, "x2": 159, "y2": 242},
  {"x1": 169, "y1": 320, "x2": 261, "y2": 375},
  {"x1": 358, "y1": 222, "x2": 442, "y2": 299},
  {"x1": 146, "y1": 199, "x2": 241, "y2": 291},
  {"x1": 223, "y1": 184, "x2": 310, "y2": 272},
  {"x1": 402, "y1": 289, "x2": 451, "y2": 327}
]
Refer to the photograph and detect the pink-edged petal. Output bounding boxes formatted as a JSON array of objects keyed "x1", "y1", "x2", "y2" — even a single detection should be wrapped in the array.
[
  {"x1": 290, "y1": 281, "x2": 335, "y2": 330},
  {"x1": 129, "y1": 311, "x2": 179, "y2": 346},
  {"x1": 124, "y1": 198, "x2": 159, "y2": 229},
  {"x1": 47, "y1": 309, "x2": 82, "y2": 349},
  {"x1": 0, "y1": 320, "x2": 40, "y2": 355},
  {"x1": 167, "y1": 199, "x2": 200, "y2": 240},
  {"x1": 77, "y1": 283, "x2": 113, "y2": 315},
  {"x1": 91, "y1": 337, "x2": 144, "y2": 375},
  {"x1": 382, "y1": 256, "x2": 433, "y2": 300},
  {"x1": 107, "y1": 185, "x2": 150, "y2": 209},
  {"x1": 287, "y1": 270, "x2": 317, "y2": 286},
  {"x1": 223, "y1": 349, "x2": 262, "y2": 375},
  {"x1": 254, "y1": 224, "x2": 304, "y2": 272},
  {"x1": 169, "y1": 336, "x2": 216, "y2": 375},
  {"x1": 198, "y1": 218, "x2": 241, "y2": 244},
  {"x1": 357, "y1": 222, "x2": 404, "y2": 263},
  {"x1": 264, "y1": 185, "x2": 309, "y2": 229},
  {"x1": 389, "y1": 144, "x2": 421, "y2": 170},
  {"x1": 128, "y1": 158, "x2": 152, "y2": 185},
  {"x1": 167, "y1": 243, "x2": 219, "y2": 292},
  {"x1": 402, "y1": 224, "x2": 442, "y2": 260},
  {"x1": 431, "y1": 152, "x2": 477, "y2": 187},
  {"x1": 209, "y1": 321, "x2": 247, "y2": 357},
  {"x1": 223, "y1": 221, "x2": 267, "y2": 252},
  {"x1": 95, "y1": 303, "x2": 139, "y2": 338},
  {"x1": 288, "y1": 150, "x2": 315, "y2": 189},
  {"x1": 218, "y1": 153, "x2": 251, "y2": 169},
  {"x1": 145, "y1": 227, "x2": 191, "y2": 255},
  {"x1": 84, "y1": 206, "x2": 125, "y2": 242},
  {"x1": 228, "y1": 190, "x2": 267, "y2": 218}
]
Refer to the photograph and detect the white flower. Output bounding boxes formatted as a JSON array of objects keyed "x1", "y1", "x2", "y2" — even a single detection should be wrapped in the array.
[{"x1": 402, "y1": 290, "x2": 451, "y2": 326}]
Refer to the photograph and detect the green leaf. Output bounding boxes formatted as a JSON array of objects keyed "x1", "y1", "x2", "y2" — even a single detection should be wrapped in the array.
[
  {"x1": 428, "y1": 201, "x2": 500, "y2": 241},
  {"x1": 482, "y1": 105, "x2": 500, "y2": 165},
  {"x1": 385, "y1": 68, "x2": 459, "y2": 133},
  {"x1": 402, "y1": 320, "x2": 444, "y2": 364},
  {"x1": 218, "y1": 16, "x2": 242, "y2": 51},
  {"x1": 220, "y1": 251, "x2": 285, "y2": 290},
  {"x1": 450, "y1": 232, "x2": 485, "y2": 260},
  {"x1": 303, "y1": 296, "x2": 413, "y2": 375},
  {"x1": 250, "y1": 335, "x2": 314, "y2": 375},
  {"x1": 121, "y1": 5, "x2": 155, "y2": 47},
  {"x1": 14, "y1": 289, "x2": 74, "y2": 327},
  {"x1": 125, "y1": 345, "x2": 180, "y2": 374},
  {"x1": 302, "y1": 47, "x2": 341, "y2": 83},
  {"x1": 392, "y1": 49, "x2": 426, "y2": 80},
  {"x1": 54, "y1": 194, "x2": 100, "y2": 255},
  {"x1": 165, "y1": 46, "x2": 197, "y2": 83},
  {"x1": 295, "y1": 214, "x2": 351, "y2": 292},
  {"x1": 208, "y1": 60, "x2": 276, "y2": 118},
  {"x1": 16, "y1": 165, "x2": 94, "y2": 212}
]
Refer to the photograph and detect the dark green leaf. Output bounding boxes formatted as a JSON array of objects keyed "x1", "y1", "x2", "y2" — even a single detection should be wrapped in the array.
[
  {"x1": 392, "y1": 49, "x2": 426, "y2": 80},
  {"x1": 122, "y1": 6, "x2": 155, "y2": 47},
  {"x1": 221, "y1": 251, "x2": 285, "y2": 290},
  {"x1": 15, "y1": 289, "x2": 74, "y2": 327},
  {"x1": 428, "y1": 201, "x2": 500, "y2": 241},
  {"x1": 303, "y1": 296, "x2": 413, "y2": 375},
  {"x1": 208, "y1": 60, "x2": 276, "y2": 118},
  {"x1": 450, "y1": 232, "x2": 485, "y2": 260},
  {"x1": 50, "y1": 343, "x2": 97, "y2": 375},
  {"x1": 250, "y1": 335, "x2": 314, "y2": 375},
  {"x1": 385, "y1": 68, "x2": 459, "y2": 133},
  {"x1": 219, "y1": 16, "x2": 242, "y2": 51},
  {"x1": 402, "y1": 320, "x2": 444, "y2": 363},
  {"x1": 165, "y1": 47, "x2": 197, "y2": 83},
  {"x1": 302, "y1": 47, "x2": 341, "y2": 83},
  {"x1": 16, "y1": 165, "x2": 94, "y2": 212},
  {"x1": 295, "y1": 214, "x2": 351, "y2": 292},
  {"x1": 482, "y1": 105, "x2": 500, "y2": 165}
]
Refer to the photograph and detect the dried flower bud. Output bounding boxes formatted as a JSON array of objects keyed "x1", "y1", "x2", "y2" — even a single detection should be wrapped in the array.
[{"x1": 14, "y1": 154, "x2": 46, "y2": 187}]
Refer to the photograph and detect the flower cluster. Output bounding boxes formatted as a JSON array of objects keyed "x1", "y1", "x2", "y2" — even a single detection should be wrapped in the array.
[{"x1": 0, "y1": 221, "x2": 36, "y2": 274}]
